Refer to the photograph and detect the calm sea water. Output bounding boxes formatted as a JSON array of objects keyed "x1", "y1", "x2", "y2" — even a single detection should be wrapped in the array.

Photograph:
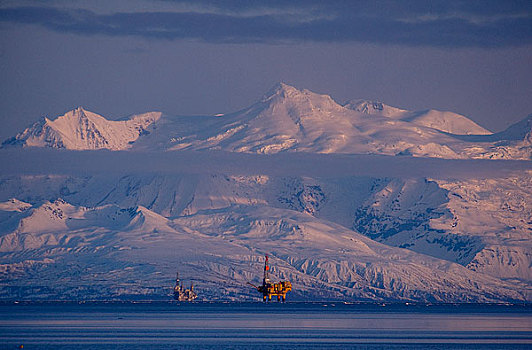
[{"x1": 0, "y1": 302, "x2": 530, "y2": 349}]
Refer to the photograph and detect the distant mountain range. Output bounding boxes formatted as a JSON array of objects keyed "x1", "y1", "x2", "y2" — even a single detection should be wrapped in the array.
[
  {"x1": 0, "y1": 83, "x2": 530, "y2": 302},
  {"x1": 3, "y1": 83, "x2": 531, "y2": 159}
]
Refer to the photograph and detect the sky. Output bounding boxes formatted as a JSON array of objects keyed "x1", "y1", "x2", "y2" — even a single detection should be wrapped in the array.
[{"x1": 0, "y1": 0, "x2": 531, "y2": 141}]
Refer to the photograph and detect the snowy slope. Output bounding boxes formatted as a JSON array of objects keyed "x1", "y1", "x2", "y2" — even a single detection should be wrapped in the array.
[
  {"x1": 343, "y1": 99, "x2": 408, "y2": 118},
  {"x1": 0, "y1": 83, "x2": 530, "y2": 302},
  {"x1": 401, "y1": 110, "x2": 491, "y2": 135},
  {"x1": 344, "y1": 99, "x2": 491, "y2": 135},
  {"x1": 3, "y1": 83, "x2": 530, "y2": 159},
  {"x1": 160, "y1": 82, "x2": 371, "y2": 154},
  {"x1": 0, "y1": 198, "x2": 31, "y2": 212},
  {"x1": 134, "y1": 83, "x2": 488, "y2": 158},
  {"x1": 0, "y1": 169, "x2": 530, "y2": 290},
  {"x1": 352, "y1": 176, "x2": 532, "y2": 280},
  {"x1": 0, "y1": 199, "x2": 527, "y2": 302},
  {"x1": 456, "y1": 114, "x2": 532, "y2": 160},
  {"x1": 0, "y1": 198, "x2": 175, "y2": 252},
  {"x1": 2, "y1": 107, "x2": 161, "y2": 150}
]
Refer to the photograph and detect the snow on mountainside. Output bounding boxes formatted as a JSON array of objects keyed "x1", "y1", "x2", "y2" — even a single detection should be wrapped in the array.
[
  {"x1": 0, "y1": 199, "x2": 527, "y2": 302},
  {"x1": 0, "y1": 170, "x2": 530, "y2": 301},
  {"x1": 352, "y1": 176, "x2": 532, "y2": 281},
  {"x1": 0, "y1": 198, "x2": 31, "y2": 212},
  {"x1": 158, "y1": 83, "x2": 476, "y2": 155},
  {"x1": 344, "y1": 99, "x2": 408, "y2": 118},
  {"x1": 344, "y1": 99, "x2": 491, "y2": 135},
  {"x1": 0, "y1": 198, "x2": 173, "y2": 252},
  {"x1": 457, "y1": 114, "x2": 532, "y2": 160},
  {"x1": 2, "y1": 83, "x2": 530, "y2": 159},
  {"x1": 0, "y1": 83, "x2": 531, "y2": 301},
  {"x1": 401, "y1": 110, "x2": 491, "y2": 135},
  {"x1": 160, "y1": 82, "x2": 370, "y2": 154},
  {"x1": 134, "y1": 83, "x2": 498, "y2": 157},
  {"x1": 2, "y1": 107, "x2": 161, "y2": 150}
]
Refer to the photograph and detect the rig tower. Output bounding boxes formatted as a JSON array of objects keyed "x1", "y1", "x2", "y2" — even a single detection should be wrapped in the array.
[{"x1": 248, "y1": 255, "x2": 292, "y2": 302}]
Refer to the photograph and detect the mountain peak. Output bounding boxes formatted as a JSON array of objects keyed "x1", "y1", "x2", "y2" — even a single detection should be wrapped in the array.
[
  {"x1": 49, "y1": 106, "x2": 88, "y2": 120},
  {"x1": 344, "y1": 99, "x2": 408, "y2": 118},
  {"x1": 274, "y1": 82, "x2": 299, "y2": 92},
  {"x1": 73, "y1": 106, "x2": 87, "y2": 115},
  {"x1": 260, "y1": 83, "x2": 341, "y2": 109},
  {"x1": 2, "y1": 108, "x2": 161, "y2": 150},
  {"x1": 263, "y1": 82, "x2": 302, "y2": 101}
]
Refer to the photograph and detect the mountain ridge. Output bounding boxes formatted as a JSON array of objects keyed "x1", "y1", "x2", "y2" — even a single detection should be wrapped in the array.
[
  {"x1": 0, "y1": 197, "x2": 528, "y2": 301},
  {"x1": 1, "y1": 84, "x2": 530, "y2": 159},
  {"x1": 2, "y1": 107, "x2": 161, "y2": 150}
]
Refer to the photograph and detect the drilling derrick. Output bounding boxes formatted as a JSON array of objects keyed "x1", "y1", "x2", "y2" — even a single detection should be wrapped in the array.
[
  {"x1": 248, "y1": 255, "x2": 292, "y2": 302},
  {"x1": 263, "y1": 255, "x2": 271, "y2": 285}
]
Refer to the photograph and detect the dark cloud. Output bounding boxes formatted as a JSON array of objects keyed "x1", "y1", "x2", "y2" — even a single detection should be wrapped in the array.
[{"x1": 0, "y1": 1, "x2": 531, "y2": 47}]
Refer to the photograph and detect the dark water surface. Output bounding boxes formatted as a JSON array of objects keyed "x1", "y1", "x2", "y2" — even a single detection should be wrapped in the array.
[{"x1": 0, "y1": 302, "x2": 531, "y2": 349}]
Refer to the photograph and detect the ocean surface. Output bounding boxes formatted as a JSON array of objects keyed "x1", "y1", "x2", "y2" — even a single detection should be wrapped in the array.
[{"x1": 0, "y1": 302, "x2": 531, "y2": 349}]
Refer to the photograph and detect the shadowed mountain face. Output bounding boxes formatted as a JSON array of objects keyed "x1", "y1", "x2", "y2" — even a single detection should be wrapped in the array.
[
  {"x1": 493, "y1": 114, "x2": 532, "y2": 142},
  {"x1": 3, "y1": 84, "x2": 530, "y2": 159},
  {"x1": 0, "y1": 84, "x2": 530, "y2": 302}
]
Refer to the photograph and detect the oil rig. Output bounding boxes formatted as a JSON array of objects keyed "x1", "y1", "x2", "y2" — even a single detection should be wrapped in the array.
[
  {"x1": 248, "y1": 255, "x2": 292, "y2": 302},
  {"x1": 173, "y1": 271, "x2": 197, "y2": 301}
]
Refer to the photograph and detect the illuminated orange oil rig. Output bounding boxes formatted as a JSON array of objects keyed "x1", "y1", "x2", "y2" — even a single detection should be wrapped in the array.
[{"x1": 248, "y1": 255, "x2": 292, "y2": 302}]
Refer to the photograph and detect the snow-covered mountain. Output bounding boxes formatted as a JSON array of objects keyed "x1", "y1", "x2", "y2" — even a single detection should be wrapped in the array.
[
  {"x1": 400, "y1": 110, "x2": 491, "y2": 135},
  {"x1": 455, "y1": 114, "x2": 532, "y2": 159},
  {"x1": 0, "y1": 197, "x2": 527, "y2": 302},
  {"x1": 0, "y1": 168, "x2": 530, "y2": 301},
  {"x1": 139, "y1": 83, "x2": 493, "y2": 157},
  {"x1": 2, "y1": 107, "x2": 161, "y2": 150},
  {"x1": 343, "y1": 99, "x2": 491, "y2": 135},
  {"x1": 3, "y1": 83, "x2": 530, "y2": 159},
  {"x1": 0, "y1": 83, "x2": 530, "y2": 302},
  {"x1": 344, "y1": 99, "x2": 408, "y2": 118}
]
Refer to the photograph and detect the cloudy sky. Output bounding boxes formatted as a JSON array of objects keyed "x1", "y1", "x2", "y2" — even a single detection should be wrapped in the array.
[{"x1": 0, "y1": 0, "x2": 531, "y2": 140}]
